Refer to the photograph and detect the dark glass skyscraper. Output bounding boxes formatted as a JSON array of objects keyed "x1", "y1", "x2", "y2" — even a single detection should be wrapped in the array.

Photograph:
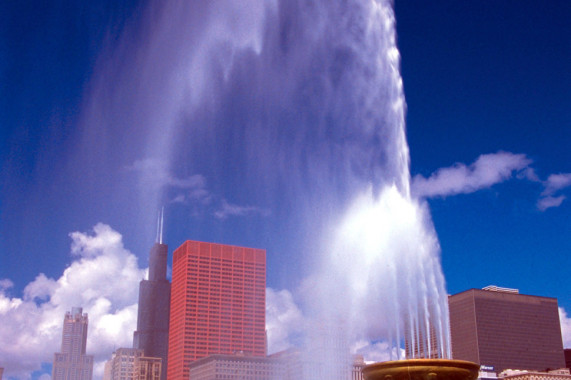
[
  {"x1": 133, "y1": 235, "x2": 171, "y2": 380},
  {"x1": 449, "y1": 286, "x2": 565, "y2": 372}
]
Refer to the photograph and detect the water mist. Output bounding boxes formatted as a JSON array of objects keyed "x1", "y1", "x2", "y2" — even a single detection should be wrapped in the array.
[{"x1": 76, "y1": 0, "x2": 452, "y2": 375}]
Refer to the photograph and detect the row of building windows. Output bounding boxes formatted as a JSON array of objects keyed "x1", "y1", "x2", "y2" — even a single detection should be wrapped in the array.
[{"x1": 188, "y1": 258, "x2": 264, "y2": 266}]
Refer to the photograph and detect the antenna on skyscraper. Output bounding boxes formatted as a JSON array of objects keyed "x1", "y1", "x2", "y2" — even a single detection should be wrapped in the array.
[
  {"x1": 159, "y1": 207, "x2": 164, "y2": 244},
  {"x1": 154, "y1": 207, "x2": 165, "y2": 244},
  {"x1": 155, "y1": 210, "x2": 160, "y2": 243}
]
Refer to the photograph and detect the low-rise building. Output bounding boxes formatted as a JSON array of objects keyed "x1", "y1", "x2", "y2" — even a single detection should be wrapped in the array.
[
  {"x1": 103, "y1": 348, "x2": 162, "y2": 380},
  {"x1": 352, "y1": 355, "x2": 366, "y2": 380},
  {"x1": 109, "y1": 348, "x2": 144, "y2": 380},
  {"x1": 499, "y1": 368, "x2": 571, "y2": 380},
  {"x1": 133, "y1": 356, "x2": 161, "y2": 380},
  {"x1": 187, "y1": 353, "x2": 283, "y2": 380}
]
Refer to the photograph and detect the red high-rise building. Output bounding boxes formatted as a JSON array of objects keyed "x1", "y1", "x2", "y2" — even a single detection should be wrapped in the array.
[{"x1": 167, "y1": 240, "x2": 266, "y2": 380}]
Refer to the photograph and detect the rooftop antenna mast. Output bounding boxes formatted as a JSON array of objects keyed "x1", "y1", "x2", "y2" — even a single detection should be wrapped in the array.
[
  {"x1": 155, "y1": 210, "x2": 160, "y2": 243},
  {"x1": 155, "y1": 207, "x2": 164, "y2": 244},
  {"x1": 159, "y1": 207, "x2": 164, "y2": 244}
]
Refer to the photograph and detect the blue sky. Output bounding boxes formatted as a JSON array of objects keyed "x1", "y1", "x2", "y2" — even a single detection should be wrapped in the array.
[
  {"x1": 395, "y1": 1, "x2": 571, "y2": 304},
  {"x1": 1, "y1": 1, "x2": 570, "y2": 378}
]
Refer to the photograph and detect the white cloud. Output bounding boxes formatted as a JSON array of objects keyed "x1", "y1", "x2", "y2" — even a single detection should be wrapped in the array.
[
  {"x1": 412, "y1": 152, "x2": 532, "y2": 198},
  {"x1": 0, "y1": 224, "x2": 145, "y2": 380},
  {"x1": 0, "y1": 278, "x2": 14, "y2": 291},
  {"x1": 560, "y1": 307, "x2": 571, "y2": 348},
  {"x1": 170, "y1": 188, "x2": 212, "y2": 206},
  {"x1": 23, "y1": 274, "x2": 57, "y2": 302},
  {"x1": 411, "y1": 152, "x2": 571, "y2": 210},
  {"x1": 542, "y1": 173, "x2": 571, "y2": 196},
  {"x1": 214, "y1": 199, "x2": 270, "y2": 220},
  {"x1": 352, "y1": 340, "x2": 404, "y2": 363},
  {"x1": 517, "y1": 167, "x2": 540, "y2": 182},
  {"x1": 127, "y1": 157, "x2": 208, "y2": 192},
  {"x1": 128, "y1": 159, "x2": 272, "y2": 218},
  {"x1": 537, "y1": 195, "x2": 566, "y2": 212},
  {"x1": 536, "y1": 173, "x2": 571, "y2": 211},
  {"x1": 266, "y1": 288, "x2": 305, "y2": 354}
]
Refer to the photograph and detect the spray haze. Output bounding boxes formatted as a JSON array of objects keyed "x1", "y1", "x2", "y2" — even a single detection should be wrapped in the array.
[{"x1": 76, "y1": 0, "x2": 450, "y2": 370}]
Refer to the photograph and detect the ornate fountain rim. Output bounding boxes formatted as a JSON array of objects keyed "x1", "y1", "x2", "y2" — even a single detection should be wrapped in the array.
[{"x1": 362, "y1": 359, "x2": 480, "y2": 380}]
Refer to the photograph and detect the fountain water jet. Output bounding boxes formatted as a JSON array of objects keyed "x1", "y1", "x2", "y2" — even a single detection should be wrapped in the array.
[{"x1": 76, "y1": 0, "x2": 458, "y2": 374}]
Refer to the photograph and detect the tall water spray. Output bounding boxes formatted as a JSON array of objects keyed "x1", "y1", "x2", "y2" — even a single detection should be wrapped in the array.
[{"x1": 78, "y1": 0, "x2": 451, "y2": 373}]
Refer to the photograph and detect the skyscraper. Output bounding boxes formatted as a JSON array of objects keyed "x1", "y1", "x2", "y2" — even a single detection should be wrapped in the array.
[
  {"x1": 52, "y1": 307, "x2": 94, "y2": 380},
  {"x1": 449, "y1": 286, "x2": 566, "y2": 372},
  {"x1": 133, "y1": 212, "x2": 171, "y2": 380},
  {"x1": 167, "y1": 240, "x2": 266, "y2": 380}
]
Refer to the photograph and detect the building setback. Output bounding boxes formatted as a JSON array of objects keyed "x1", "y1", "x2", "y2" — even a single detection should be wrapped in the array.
[
  {"x1": 449, "y1": 286, "x2": 565, "y2": 372},
  {"x1": 52, "y1": 307, "x2": 94, "y2": 380},
  {"x1": 167, "y1": 240, "x2": 266, "y2": 380},
  {"x1": 133, "y1": 239, "x2": 171, "y2": 380}
]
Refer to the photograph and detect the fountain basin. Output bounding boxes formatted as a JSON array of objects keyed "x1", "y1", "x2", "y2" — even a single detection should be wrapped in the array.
[{"x1": 362, "y1": 359, "x2": 480, "y2": 380}]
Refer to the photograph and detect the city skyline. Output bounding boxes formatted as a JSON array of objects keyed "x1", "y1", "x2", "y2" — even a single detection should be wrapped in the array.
[{"x1": 1, "y1": 1, "x2": 570, "y2": 380}]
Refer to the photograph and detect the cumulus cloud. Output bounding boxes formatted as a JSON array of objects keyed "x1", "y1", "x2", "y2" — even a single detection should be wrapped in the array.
[
  {"x1": 0, "y1": 224, "x2": 145, "y2": 380},
  {"x1": 560, "y1": 307, "x2": 571, "y2": 348},
  {"x1": 266, "y1": 288, "x2": 305, "y2": 354},
  {"x1": 213, "y1": 199, "x2": 270, "y2": 220},
  {"x1": 412, "y1": 152, "x2": 532, "y2": 198},
  {"x1": 23, "y1": 274, "x2": 57, "y2": 302}
]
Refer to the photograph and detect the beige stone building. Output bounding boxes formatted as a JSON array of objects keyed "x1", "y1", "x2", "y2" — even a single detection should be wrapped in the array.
[
  {"x1": 133, "y1": 357, "x2": 161, "y2": 380},
  {"x1": 103, "y1": 348, "x2": 161, "y2": 380},
  {"x1": 52, "y1": 307, "x2": 94, "y2": 380},
  {"x1": 187, "y1": 353, "x2": 283, "y2": 380},
  {"x1": 499, "y1": 368, "x2": 571, "y2": 380}
]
